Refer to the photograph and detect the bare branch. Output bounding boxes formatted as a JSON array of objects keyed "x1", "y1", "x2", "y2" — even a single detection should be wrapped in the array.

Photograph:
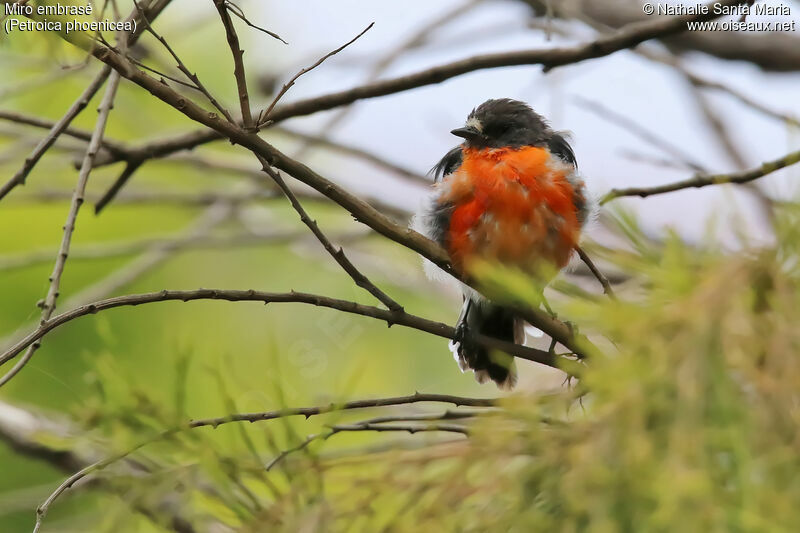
[
  {"x1": 133, "y1": 0, "x2": 235, "y2": 123},
  {"x1": 81, "y1": 0, "x2": 745, "y2": 172},
  {"x1": 601, "y1": 148, "x2": 800, "y2": 203},
  {"x1": 0, "y1": 68, "x2": 112, "y2": 202},
  {"x1": 259, "y1": 22, "x2": 375, "y2": 125},
  {"x1": 2, "y1": 72, "x2": 124, "y2": 390},
  {"x1": 213, "y1": 0, "x2": 253, "y2": 128},
  {"x1": 0, "y1": 288, "x2": 557, "y2": 370},
  {"x1": 79, "y1": 42, "x2": 591, "y2": 359},
  {"x1": 576, "y1": 246, "x2": 616, "y2": 299},
  {"x1": 0, "y1": 109, "x2": 127, "y2": 156},
  {"x1": 0, "y1": 0, "x2": 176, "y2": 202},
  {"x1": 224, "y1": 0, "x2": 288, "y2": 44},
  {"x1": 33, "y1": 392, "x2": 494, "y2": 531},
  {"x1": 260, "y1": 163, "x2": 403, "y2": 311}
]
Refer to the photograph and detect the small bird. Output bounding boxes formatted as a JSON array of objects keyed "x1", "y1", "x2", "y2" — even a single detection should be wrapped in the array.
[{"x1": 415, "y1": 98, "x2": 589, "y2": 388}]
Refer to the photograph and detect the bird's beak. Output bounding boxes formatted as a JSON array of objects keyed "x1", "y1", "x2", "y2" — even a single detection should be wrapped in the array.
[{"x1": 450, "y1": 126, "x2": 486, "y2": 143}]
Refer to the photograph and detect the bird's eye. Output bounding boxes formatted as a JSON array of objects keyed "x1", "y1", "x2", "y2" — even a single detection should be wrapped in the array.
[{"x1": 487, "y1": 123, "x2": 510, "y2": 137}]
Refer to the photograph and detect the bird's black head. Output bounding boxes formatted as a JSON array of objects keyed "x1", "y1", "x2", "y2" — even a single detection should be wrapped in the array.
[{"x1": 451, "y1": 98, "x2": 551, "y2": 149}]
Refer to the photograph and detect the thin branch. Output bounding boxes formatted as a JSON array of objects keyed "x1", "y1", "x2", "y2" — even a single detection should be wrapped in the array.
[
  {"x1": 0, "y1": 289, "x2": 557, "y2": 370},
  {"x1": 576, "y1": 246, "x2": 616, "y2": 299},
  {"x1": 636, "y1": 47, "x2": 800, "y2": 128},
  {"x1": 133, "y1": 0, "x2": 235, "y2": 123},
  {"x1": 82, "y1": 0, "x2": 746, "y2": 174},
  {"x1": 224, "y1": 0, "x2": 288, "y2": 44},
  {"x1": 0, "y1": 0, "x2": 175, "y2": 202},
  {"x1": 258, "y1": 22, "x2": 375, "y2": 125},
  {"x1": 0, "y1": 68, "x2": 111, "y2": 202},
  {"x1": 42, "y1": 74, "x2": 121, "y2": 317},
  {"x1": 0, "y1": 109, "x2": 127, "y2": 156},
  {"x1": 290, "y1": 0, "x2": 483, "y2": 160},
  {"x1": 260, "y1": 164, "x2": 403, "y2": 311},
  {"x1": 34, "y1": 392, "x2": 493, "y2": 531},
  {"x1": 0, "y1": 401, "x2": 199, "y2": 533},
  {"x1": 265, "y1": 417, "x2": 470, "y2": 471},
  {"x1": 3, "y1": 72, "x2": 124, "y2": 390},
  {"x1": 601, "y1": 148, "x2": 800, "y2": 203},
  {"x1": 94, "y1": 160, "x2": 143, "y2": 213},
  {"x1": 83, "y1": 41, "x2": 591, "y2": 359},
  {"x1": 213, "y1": 0, "x2": 253, "y2": 128}
]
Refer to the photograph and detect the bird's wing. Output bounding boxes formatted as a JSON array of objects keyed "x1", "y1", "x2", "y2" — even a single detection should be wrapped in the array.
[{"x1": 430, "y1": 146, "x2": 463, "y2": 182}]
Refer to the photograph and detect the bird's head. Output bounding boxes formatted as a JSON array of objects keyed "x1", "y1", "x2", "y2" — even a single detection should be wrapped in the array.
[{"x1": 451, "y1": 98, "x2": 551, "y2": 149}]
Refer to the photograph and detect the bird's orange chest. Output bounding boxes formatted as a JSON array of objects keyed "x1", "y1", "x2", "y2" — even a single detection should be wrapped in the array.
[{"x1": 438, "y1": 146, "x2": 580, "y2": 273}]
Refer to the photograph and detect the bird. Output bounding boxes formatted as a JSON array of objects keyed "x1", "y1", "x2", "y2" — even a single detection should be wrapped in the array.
[{"x1": 414, "y1": 98, "x2": 590, "y2": 389}]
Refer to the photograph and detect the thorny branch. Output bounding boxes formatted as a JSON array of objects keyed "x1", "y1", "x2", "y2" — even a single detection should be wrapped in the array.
[
  {"x1": 0, "y1": 288, "x2": 557, "y2": 369},
  {"x1": 33, "y1": 392, "x2": 496, "y2": 531}
]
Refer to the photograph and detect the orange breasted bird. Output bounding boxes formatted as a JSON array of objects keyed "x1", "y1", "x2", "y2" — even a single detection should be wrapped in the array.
[{"x1": 415, "y1": 99, "x2": 589, "y2": 389}]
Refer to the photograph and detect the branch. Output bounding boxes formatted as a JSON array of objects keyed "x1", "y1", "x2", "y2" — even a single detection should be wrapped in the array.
[
  {"x1": 87, "y1": 0, "x2": 744, "y2": 169},
  {"x1": 213, "y1": 0, "x2": 253, "y2": 128},
  {"x1": 224, "y1": 0, "x2": 288, "y2": 44},
  {"x1": 2, "y1": 71, "x2": 124, "y2": 389},
  {"x1": 33, "y1": 392, "x2": 493, "y2": 531},
  {"x1": 572, "y1": 95, "x2": 708, "y2": 173},
  {"x1": 82, "y1": 44, "x2": 592, "y2": 359},
  {"x1": 576, "y1": 246, "x2": 616, "y2": 299},
  {"x1": 0, "y1": 228, "x2": 318, "y2": 272},
  {"x1": 520, "y1": 0, "x2": 800, "y2": 71},
  {"x1": 0, "y1": 401, "x2": 199, "y2": 533},
  {"x1": 260, "y1": 164, "x2": 403, "y2": 311},
  {"x1": 133, "y1": 0, "x2": 235, "y2": 123},
  {"x1": 0, "y1": 109, "x2": 127, "y2": 157},
  {"x1": 0, "y1": 288, "x2": 558, "y2": 371},
  {"x1": 601, "y1": 148, "x2": 800, "y2": 203},
  {"x1": 0, "y1": 68, "x2": 111, "y2": 202},
  {"x1": 0, "y1": 0, "x2": 175, "y2": 202},
  {"x1": 258, "y1": 22, "x2": 374, "y2": 125}
]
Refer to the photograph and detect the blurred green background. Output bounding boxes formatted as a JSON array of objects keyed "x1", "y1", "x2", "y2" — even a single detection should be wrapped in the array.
[{"x1": 2, "y1": 1, "x2": 800, "y2": 532}]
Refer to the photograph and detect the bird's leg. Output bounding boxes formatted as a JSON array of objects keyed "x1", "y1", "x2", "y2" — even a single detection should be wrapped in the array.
[
  {"x1": 540, "y1": 292, "x2": 580, "y2": 355},
  {"x1": 453, "y1": 297, "x2": 473, "y2": 349}
]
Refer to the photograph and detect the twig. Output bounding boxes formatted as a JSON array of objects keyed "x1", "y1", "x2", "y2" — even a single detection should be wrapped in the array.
[
  {"x1": 213, "y1": 0, "x2": 254, "y2": 129},
  {"x1": 575, "y1": 246, "x2": 616, "y2": 299},
  {"x1": 133, "y1": 0, "x2": 235, "y2": 123},
  {"x1": 601, "y1": 148, "x2": 800, "y2": 203},
  {"x1": 0, "y1": 0, "x2": 175, "y2": 202},
  {"x1": 94, "y1": 160, "x2": 143, "y2": 213},
  {"x1": 83, "y1": 41, "x2": 591, "y2": 358},
  {"x1": 636, "y1": 47, "x2": 800, "y2": 127},
  {"x1": 224, "y1": 0, "x2": 288, "y2": 44},
  {"x1": 0, "y1": 68, "x2": 112, "y2": 202},
  {"x1": 258, "y1": 22, "x2": 375, "y2": 125},
  {"x1": 260, "y1": 164, "x2": 403, "y2": 311},
  {"x1": 0, "y1": 289, "x2": 557, "y2": 369},
  {"x1": 34, "y1": 392, "x2": 493, "y2": 530},
  {"x1": 290, "y1": 0, "x2": 482, "y2": 159},
  {"x1": 0, "y1": 109, "x2": 127, "y2": 157},
  {"x1": 265, "y1": 418, "x2": 470, "y2": 471},
  {"x1": 2, "y1": 72, "x2": 123, "y2": 390},
  {"x1": 79, "y1": 0, "x2": 746, "y2": 171}
]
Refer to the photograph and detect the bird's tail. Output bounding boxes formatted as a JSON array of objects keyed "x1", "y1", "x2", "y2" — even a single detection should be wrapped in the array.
[{"x1": 450, "y1": 296, "x2": 521, "y2": 389}]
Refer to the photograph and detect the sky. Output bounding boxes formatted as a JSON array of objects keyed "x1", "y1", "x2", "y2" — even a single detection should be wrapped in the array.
[{"x1": 240, "y1": 0, "x2": 800, "y2": 248}]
